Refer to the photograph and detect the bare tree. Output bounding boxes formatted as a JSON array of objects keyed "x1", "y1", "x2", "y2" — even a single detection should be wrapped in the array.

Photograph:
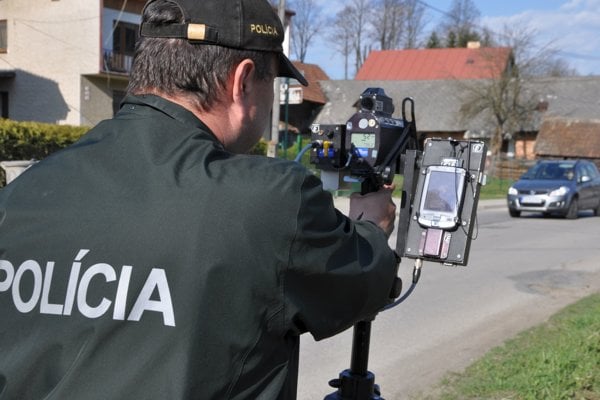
[
  {"x1": 371, "y1": 0, "x2": 405, "y2": 50},
  {"x1": 539, "y1": 58, "x2": 578, "y2": 77},
  {"x1": 369, "y1": 0, "x2": 426, "y2": 50},
  {"x1": 459, "y1": 25, "x2": 570, "y2": 163},
  {"x1": 401, "y1": 0, "x2": 426, "y2": 48},
  {"x1": 330, "y1": 7, "x2": 354, "y2": 79},
  {"x1": 340, "y1": 0, "x2": 372, "y2": 75},
  {"x1": 288, "y1": 0, "x2": 324, "y2": 62},
  {"x1": 440, "y1": 0, "x2": 481, "y2": 47}
]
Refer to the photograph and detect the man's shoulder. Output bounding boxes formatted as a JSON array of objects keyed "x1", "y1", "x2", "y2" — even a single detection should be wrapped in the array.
[{"x1": 225, "y1": 154, "x2": 313, "y2": 189}]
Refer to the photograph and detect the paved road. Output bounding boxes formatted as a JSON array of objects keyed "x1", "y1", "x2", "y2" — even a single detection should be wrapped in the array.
[{"x1": 296, "y1": 198, "x2": 600, "y2": 399}]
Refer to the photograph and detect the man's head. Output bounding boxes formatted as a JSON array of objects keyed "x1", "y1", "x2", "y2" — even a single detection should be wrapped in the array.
[{"x1": 128, "y1": 0, "x2": 307, "y2": 153}]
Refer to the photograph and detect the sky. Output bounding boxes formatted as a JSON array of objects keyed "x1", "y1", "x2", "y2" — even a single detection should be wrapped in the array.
[{"x1": 300, "y1": 0, "x2": 600, "y2": 79}]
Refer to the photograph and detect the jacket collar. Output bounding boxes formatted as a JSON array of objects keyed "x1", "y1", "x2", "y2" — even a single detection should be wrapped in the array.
[{"x1": 119, "y1": 94, "x2": 223, "y2": 147}]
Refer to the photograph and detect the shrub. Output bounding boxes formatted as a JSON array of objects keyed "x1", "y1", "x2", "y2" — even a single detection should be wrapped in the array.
[
  {"x1": 247, "y1": 138, "x2": 268, "y2": 156},
  {"x1": 0, "y1": 119, "x2": 89, "y2": 186}
]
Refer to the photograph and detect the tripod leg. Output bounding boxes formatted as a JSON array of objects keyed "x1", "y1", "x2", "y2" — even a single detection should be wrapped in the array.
[{"x1": 324, "y1": 321, "x2": 384, "y2": 399}]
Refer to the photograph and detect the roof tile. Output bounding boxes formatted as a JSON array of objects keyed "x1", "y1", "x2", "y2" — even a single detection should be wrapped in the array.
[
  {"x1": 356, "y1": 48, "x2": 512, "y2": 80},
  {"x1": 535, "y1": 118, "x2": 600, "y2": 158},
  {"x1": 290, "y1": 61, "x2": 329, "y2": 104}
]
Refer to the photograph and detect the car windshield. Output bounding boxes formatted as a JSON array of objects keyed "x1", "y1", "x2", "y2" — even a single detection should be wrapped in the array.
[{"x1": 521, "y1": 162, "x2": 575, "y2": 181}]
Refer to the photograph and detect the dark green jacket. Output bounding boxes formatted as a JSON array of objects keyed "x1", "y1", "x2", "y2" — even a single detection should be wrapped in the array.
[{"x1": 0, "y1": 95, "x2": 397, "y2": 399}]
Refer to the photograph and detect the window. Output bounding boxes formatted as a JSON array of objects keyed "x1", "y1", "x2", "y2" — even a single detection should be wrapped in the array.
[
  {"x1": 0, "y1": 20, "x2": 7, "y2": 53},
  {"x1": 0, "y1": 92, "x2": 8, "y2": 119},
  {"x1": 113, "y1": 21, "x2": 138, "y2": 56},
  {"x1": 108, "y1": 21, "x2": 138, "y2": 72},
  {"x1": 581, "y1": 162, "x2": 599, "y2": 179}
]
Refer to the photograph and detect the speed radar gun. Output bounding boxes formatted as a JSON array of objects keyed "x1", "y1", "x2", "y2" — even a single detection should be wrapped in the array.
[{"x1": 307, "y1": 88, "x2": 487, "y2": 399}]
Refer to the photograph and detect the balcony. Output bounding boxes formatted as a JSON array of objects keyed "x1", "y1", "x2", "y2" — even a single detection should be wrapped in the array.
[{"x1": 102, "y1": 49, "x2": 133, "y2": 75}]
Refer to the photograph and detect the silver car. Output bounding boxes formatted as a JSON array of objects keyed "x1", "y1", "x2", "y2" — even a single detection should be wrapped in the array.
[{"x1": 507, "y1": 159, "x2": 600, "y2": 218}]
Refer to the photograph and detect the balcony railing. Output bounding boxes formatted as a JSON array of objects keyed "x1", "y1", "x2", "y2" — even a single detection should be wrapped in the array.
[{"x1": 102, "y1": 49, "x2": 133, "y2": 74}]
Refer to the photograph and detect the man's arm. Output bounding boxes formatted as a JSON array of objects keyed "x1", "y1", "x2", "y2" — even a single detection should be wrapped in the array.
[
  {"x1": 348, "y1": 186, "x2": 396, "y2": 237},
  {"x1": 284, "y1": 175, "x2": 398, "y2": 340}
]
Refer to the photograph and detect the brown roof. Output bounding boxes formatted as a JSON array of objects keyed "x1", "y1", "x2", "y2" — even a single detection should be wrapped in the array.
[
  {"x1": 355, "y1": 47, "x2": 512, "y2": 81},
  {"x1": 535, "y1": 118, "x2": 600, "y2": 159},
  {"x1": 290, "y1": 61, "x2": 329, "y2": 104}
]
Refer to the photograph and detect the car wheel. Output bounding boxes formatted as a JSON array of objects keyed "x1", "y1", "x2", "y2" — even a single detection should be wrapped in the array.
[
  {"x1": 509, "y1": 209, "x2": 520, "y2": 218},
  {"x1": 594, "y1": 200, "x2": 600, "y2": 217},
  {"x1": 566, "y1": 198, "x2": 579, "y2": 219}
]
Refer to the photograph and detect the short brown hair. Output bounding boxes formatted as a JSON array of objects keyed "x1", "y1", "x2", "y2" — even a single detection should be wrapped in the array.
[{"x1": 127, "y1": 0, "x2": 274, "y2": 110}]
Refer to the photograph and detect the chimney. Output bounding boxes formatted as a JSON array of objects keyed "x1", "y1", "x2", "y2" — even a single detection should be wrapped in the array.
[{"x1": 467, "y1": 41, "x2": 481, "y2": 49}]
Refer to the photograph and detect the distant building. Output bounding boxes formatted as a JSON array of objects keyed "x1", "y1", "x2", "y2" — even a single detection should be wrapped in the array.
[
  {"x1": 314, "y1": 42, "x2": 599, "y2": 177},
  {"x1": 355, "y1": 43, "x2": 513, "y2": 81},
  {"x1": 0, "y1": 0, "x2": 306, "y2": 133},
  {"x1": 535, "y1": 118, "x2": 600, "y2": 167},
  {"x1": 0, "y1": 0, "x2": 146, "y2": 126},
  {"x1": 276, "y1": 61, "x2": 329, "y2": 145},
  {"x1": 314, "y1": 76, "x2": 600, "y2": 176}
]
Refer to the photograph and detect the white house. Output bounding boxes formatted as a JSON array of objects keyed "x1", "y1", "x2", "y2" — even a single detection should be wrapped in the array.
[
  {"x1": 0, "y1": 0, "x2": 145, "y2": 126},
  {"x1": 0, "y1": 0, "x2": 298, "y2": 129}
]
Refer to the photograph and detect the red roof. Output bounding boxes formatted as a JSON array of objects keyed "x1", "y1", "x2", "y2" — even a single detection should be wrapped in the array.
[
  {"x1": 355, "y1": 47, "x2": 512, "y2": 81},
  {"x1": 291, "y1": 61, "x2": 329, "y2": 104}
]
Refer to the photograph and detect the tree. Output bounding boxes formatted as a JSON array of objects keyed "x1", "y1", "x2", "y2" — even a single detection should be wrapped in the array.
[
  {"x1": 426, "y1": 31, "x2": 442, "y2": 48},
  {"x1": 458, "y1": 25, "x2": 571, "y2": 164},
  {"x1": 401, "y1": 0, "x2": 426, "y2": 49},
  {"x1": 330, "y1": 0, "x2": 372, "y2": 77},
  {"x1": 370, "y1": 0, "x2": 426, "y2": 50},
  {"x1": 371, "y1": 0, "x2": 405, "y2": 50},
  {"x1": 440, "y1": 0, "x2": 481, "y2": 47},
  {"x1": 288, "y1": 0, "x2": 324, "y2": 62},
  {"x1": 540, "y1": 58, "x2": 578, "y2": 77},
  {"x1": 330, "y1": 7, "x2": 354, "y2": 79},
  {"x1": 348, "y1": 0, "x2": 372, "y2": 74}
]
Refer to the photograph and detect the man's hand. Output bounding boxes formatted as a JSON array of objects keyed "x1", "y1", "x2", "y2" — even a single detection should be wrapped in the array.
[{"x1": 349, "y1": 186, "x2": 396, "y2": 236}]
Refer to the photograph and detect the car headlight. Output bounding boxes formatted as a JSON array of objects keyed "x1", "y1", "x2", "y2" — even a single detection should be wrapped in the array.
[
  {"x1": 549, "y1": 186, "x2": 570, "y2": 196},
  {"x1": 508, "y1": 187, "x2": 518, "y2": 196}
]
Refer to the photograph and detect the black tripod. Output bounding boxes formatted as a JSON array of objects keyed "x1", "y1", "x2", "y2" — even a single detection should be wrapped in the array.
[
  {"x1": 324, "y1": 150, "x2": 422, "y2": 400},
  {"x1": 324, "y1": 320, "x2": 383, "y2": 399}
]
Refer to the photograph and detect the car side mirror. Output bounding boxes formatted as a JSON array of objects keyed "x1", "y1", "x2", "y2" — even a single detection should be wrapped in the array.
[{"x1": 580, "y1": 175, "x2": 591, "y2": 183}]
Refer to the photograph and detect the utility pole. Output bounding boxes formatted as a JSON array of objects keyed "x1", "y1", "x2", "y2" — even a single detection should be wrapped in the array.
[{"x1": 268, "y1": 0, "x2": 286, "y2": 158}]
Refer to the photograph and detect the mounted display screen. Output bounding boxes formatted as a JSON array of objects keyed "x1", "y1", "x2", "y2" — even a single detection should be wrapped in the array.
[
  {"x1": 418, "y1": 166, "x2": 467, "y2": 229},
  {"x1": 351, "y1": 133, "x2": 376, "y2": 149}
]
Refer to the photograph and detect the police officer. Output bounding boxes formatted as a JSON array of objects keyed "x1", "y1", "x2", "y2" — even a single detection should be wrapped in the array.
[{"x1": 0, "y1": 0, "x2": 399, "y2": 398}]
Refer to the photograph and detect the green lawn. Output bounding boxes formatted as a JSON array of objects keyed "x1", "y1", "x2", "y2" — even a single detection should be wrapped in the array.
[
  {"x1": 418, "y1": 293, "x2": 600, "y2": 400},
  {"x1": 479, "y1": 177, "x2": 513, "y2": 200}
]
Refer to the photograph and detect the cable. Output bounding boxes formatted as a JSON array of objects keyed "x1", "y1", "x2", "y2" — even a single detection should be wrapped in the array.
[
  {"x1": 383, "y1": 259, "x2": 423, "y2": 311},
  {"x1": 294, "y1": 143, "x2": 314, "y2": 163},
  {"x1": 382, "y1": 258, "x2": 423, "y2": 311}
]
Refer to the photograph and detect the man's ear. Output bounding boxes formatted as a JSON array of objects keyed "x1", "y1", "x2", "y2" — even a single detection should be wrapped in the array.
[{"x1": 232, "y1": 59, "x2": 256, "y2": 104}]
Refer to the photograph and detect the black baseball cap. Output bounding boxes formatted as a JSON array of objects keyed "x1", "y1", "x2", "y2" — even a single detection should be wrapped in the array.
[{"x1": 140, "y1": 0, "x2": 308, "y2": 86}]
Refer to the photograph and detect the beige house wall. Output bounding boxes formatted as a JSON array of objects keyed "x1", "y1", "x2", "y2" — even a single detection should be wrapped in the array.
[
  {"x1": 0, "y1": 0, "x2": 142, "y2": 126},
  {"x1": 0, "y1": 0, "x2": 100, "y2": 125}
]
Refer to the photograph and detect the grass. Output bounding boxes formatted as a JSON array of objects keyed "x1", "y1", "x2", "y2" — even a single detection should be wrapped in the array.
[
  {"x1": 479, "y1": 177, "x2": 513, "y2": 200},
  {"x1": 420, "y1": 293, "x2": 600, "y2": 400}
]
